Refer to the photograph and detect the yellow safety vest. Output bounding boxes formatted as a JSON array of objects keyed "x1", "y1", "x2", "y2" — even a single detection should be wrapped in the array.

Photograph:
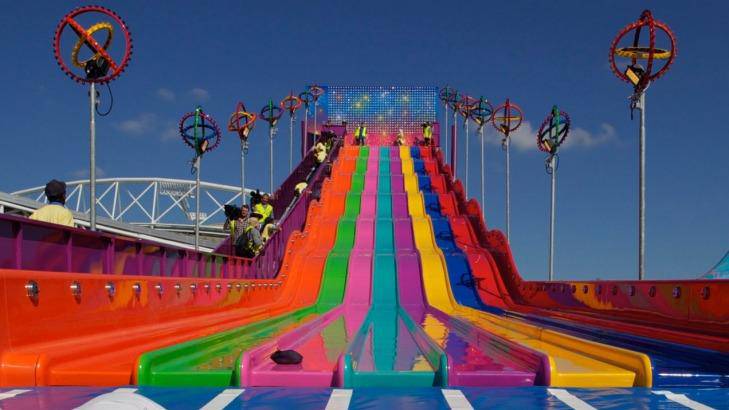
[
  {"x1": 424, "y1": 126, "x2": 433, "y2": 139},
  {"x1": 253, "y1": 203, "x2": 273, "y2": 221},
  {"x1": 355, "y1": 126, "x2": 367, "y2": 137},
  {"x1": 243, "y1": 225, "x2": 262, "y2": 252}
]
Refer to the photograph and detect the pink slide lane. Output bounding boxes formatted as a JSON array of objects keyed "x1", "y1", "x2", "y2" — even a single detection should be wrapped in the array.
[{"x1": 238, "y1": 150, "x2": 378, "y2": 387}]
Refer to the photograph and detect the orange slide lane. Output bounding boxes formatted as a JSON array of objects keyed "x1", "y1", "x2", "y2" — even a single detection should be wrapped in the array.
[{"x1": 0, "y1": 147, "x2": 360, "y2": 386}]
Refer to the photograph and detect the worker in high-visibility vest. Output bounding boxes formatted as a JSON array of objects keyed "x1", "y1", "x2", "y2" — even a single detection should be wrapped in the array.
[
  {"x1": 236, "y1": 214, "x2": 264, "y2": 258},
  {"x1": 423, "y1": 122, "x2": 433, "y2": 146},
  {"x1": 253, "y1": 193, "x2": 273, "y2": 225},
  {"x1": 354, "y1": 122, "x2": 367, "y2": 146},
  {"x1": 314, "y1": 138, "x2": 327, "y2": 164},
  {"x1": 253, "y1": 193, "x2": 279, "y2": 241}
]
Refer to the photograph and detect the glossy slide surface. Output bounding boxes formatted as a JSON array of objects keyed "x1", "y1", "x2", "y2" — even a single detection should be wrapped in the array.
[
  {"x1": 401, "y1": 147, "x2": 651, "y2": 388},
  {"x1": 388, "y1": 150, "x2": 545, "y2": 386},
  {"x1": 342, "y1": 147, "x2": 447, "y2": 387},
  {"x1": 421, "y1": 147, "x2": 729, "y2": 387},
  {"x1": 135, "y1": 147, "x2": 369, "y2": 386},
  {"x1": 238, "y1": 148, "x2": 380, "y2": 387}
]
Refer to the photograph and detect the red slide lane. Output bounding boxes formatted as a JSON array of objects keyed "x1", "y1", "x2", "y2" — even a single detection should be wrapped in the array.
[{"x1": 423, "y1": 149, "x2": 729, "y2": 352}]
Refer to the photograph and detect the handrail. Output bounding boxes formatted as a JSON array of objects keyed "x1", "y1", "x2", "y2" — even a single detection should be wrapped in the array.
[
  {"x1": 210, "y1": 137, "x2": 342, "y2": 278},
  {"x1": 0, "y1": 141, "x2": 343, "y2": 279}
]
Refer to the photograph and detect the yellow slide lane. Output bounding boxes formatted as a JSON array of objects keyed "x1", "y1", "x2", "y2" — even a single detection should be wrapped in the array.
[{"x1": 399, "y1": 146, "x2": 651, "y2": 387}]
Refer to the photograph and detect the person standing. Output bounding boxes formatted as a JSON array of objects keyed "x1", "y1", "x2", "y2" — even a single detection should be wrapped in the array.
[
  {"x1": 422, "y1": 122, "x2": 433, "y2": 146},
  {"x1": 395, "y1": 129, "x2": 406, "y2": 146},
  {"x1": 29, "y1": 179, "x2": 74, "y2": 227},
  {"x1": 354, "y1": 122, "x2": 367, "y2": 146},
  {"x1": 223, "y1": 204, "x2": 251, "y2": 251}
]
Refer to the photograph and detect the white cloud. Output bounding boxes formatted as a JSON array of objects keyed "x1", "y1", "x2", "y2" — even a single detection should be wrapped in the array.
[
  {"x1": 161, "y1": 121, "x2": 179, "y2": 141},
  {"x1": 156, "y1": 88, "x2": 176, "y2": 102},
  {"x1": 190, "y1": 88, "x2": 210, "y2": 102},
  {"x1": 481, "y1": 121, "x2": 618, "y2": 152},
  {"x1": 116, "y1": 113, "x2": 158, "y2": 135},
  {"x1": 115, "y1": 114, "x2": 180, "y2": 142},
  {"x1": 563, "y1": 123, "x2": 617, "y2": 149},
  {"x1": 483, "y1": 121, "x2": 538, "y2": 151}
]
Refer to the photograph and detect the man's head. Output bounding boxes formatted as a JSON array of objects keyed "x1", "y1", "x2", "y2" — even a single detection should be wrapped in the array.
[
  {"x1": 240, "y1": 204, "x2": 250, "y2": 218},
  {"x1": 261, "y1": 194, "x2": 270, "y2": 204},
  {"x1": 44, "y1": 179, "x2": 67, "y2": 205},
  {"x1": 249, "y1": 213, "x2": 263, "y2": 228}
]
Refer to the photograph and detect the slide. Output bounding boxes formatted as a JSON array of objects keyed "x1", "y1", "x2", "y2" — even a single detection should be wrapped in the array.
[
  {"x1": 0, "y1": 151, "x2": 355, "y2": 387},
  {"x1": 419, "y1": 148, "x2": 729, "y2": 387},
  {"x1": 341, "y1": 147, "x2": 447, "y2": 387},
  {"x1": 401, "y1": 146, "x2": 652, "y2": 388},
  {"x1": 135, "y1": 147, "x2": 369, "y2": 386},
  {"x1": 390, "y1": 150, "x2": 547, "y2": 386},
  {"x1": 238, "y1": 147, "x2": 381, "y2": 387}
]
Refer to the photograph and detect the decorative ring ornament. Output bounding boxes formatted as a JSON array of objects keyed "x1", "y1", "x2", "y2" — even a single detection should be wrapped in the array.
[
  {"x1": 609, "y1": 9, "x2": 676, "y2": 91},
  {"x1": 492, "y1": 99, "x2": 524, "y2": 136},
  {"x1": 469, "y1": 97, "x2": 494, "y2": 128},
  {"x1": 280, "y1": 93, "x2": 303, "y2": 115},
  {"x1": 53, "y1": 5, "x2": 132, "y2": 84},
  {"x1": 260, "y1": 100, "x2": 283, "y2": 126},
  {"x1": 180, "y1": 106, "x2": 221, "y2": 155},
  {"x1": 308, "y1": 84, "x2": 325, "y2": 101},
  {"x1": 228, "y1": 102, "x2": 257, "y2": 141},
  {"x1": 537, "y1": 106, "x2": 570, "y2": 154}
]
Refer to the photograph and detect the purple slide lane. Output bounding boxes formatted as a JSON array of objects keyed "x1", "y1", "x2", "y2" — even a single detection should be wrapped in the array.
[
  {"x1": 238, "y1": 149, "x2": 379, "y2": 387},
  {"x1": 392, "y1": 180, "x2": 544, "y2": 386}
]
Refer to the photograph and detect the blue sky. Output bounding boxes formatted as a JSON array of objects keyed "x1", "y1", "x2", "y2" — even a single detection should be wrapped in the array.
[{"x1": 1, "y1": 1, "x2": 727, "y2": 281}]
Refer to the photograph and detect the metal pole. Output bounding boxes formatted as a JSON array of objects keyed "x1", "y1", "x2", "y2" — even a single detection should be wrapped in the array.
[
  {"x1": 480, "y1": 126, "x2": 485, "y2": 217},
  {"x1": 444, "y1": 101, "x2": 449, "y2": 161},
  {"x1": 240, "y1": 139, "x2": 247, "y2": 205},
  {"x1": 638, "y1": 91, "x2": 646, "y2": 280},
  {"x1": 269, "y1": 126, "x2": 274, "y2": 194},
  {"x1": 303, "y1": 106, "x2": 309, "y2": 154},
  {"x1": 289, "y1": 114, "x2": 294, "y2": 171},
  {"x1": 89, "y1": 83, "x2": 97, "y2": 231},
  {"x1": 313, "y1": 101, "x2": 318, "y2": 138},
  {"x1": 452, "y1": 111, "x2": 458, "y2": 180},
  {"x1": 505, "y1": 134, "x2": 511, "y2": 241},
  {"x1": 548, "y1": 154, "x2": 557, "y2": 281},
  {"x1": 194, "y1": 156, "x2": 201, "y2": 251},
  {"x1": 465, "y1": 117, "x2": 470, "y2": 197}
]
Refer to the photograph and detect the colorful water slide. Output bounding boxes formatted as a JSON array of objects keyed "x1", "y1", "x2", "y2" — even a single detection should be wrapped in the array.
[
  {"x1": 237, "y1": 148, "x2": 381, "y2": 387},
  {"x1": 401, "y1": 146, "x2": 652, "y2": 387},
  {"x1": 342, "y1": 147, "x2": 447, "y2": 387},
  {"x1": 0, "y1": 163, "x2": 351, "y2": 387},
  {"x1": 427, "y1": 147, "x2": 729, "y2": 352},
  {"x1": 418, "y1": 148, "x2": 729, "y2": 387},
  {"x1": 134, "y1": 147, "x2": 369, "y2": 386},
  {"x1": 390, "y1": 150, "x2": 547, "y2": 386}
]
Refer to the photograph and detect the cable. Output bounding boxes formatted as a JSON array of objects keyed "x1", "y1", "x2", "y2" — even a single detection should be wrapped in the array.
[{"x1": 96, "y1": 83, "x2": 114, "y2": 116}]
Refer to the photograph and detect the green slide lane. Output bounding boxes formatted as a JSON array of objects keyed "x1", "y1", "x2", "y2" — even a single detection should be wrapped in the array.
[{"x1": 135, "y1": 147, "x2": 369, "y2": 387}]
